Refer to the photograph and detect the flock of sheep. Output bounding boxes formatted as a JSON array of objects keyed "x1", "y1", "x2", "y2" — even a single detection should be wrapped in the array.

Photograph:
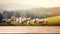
[{"x1": 2, "y1": 16, "x2": 48, "y2": 25}]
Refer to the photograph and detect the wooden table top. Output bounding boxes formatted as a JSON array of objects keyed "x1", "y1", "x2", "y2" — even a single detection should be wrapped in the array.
[{"x1": 0, "y1": 26, "x2": 60, "y2": 33}]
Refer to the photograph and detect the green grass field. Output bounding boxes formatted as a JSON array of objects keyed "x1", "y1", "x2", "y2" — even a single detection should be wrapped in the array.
[
  {"x1": 45, "y1": 16, "x2": 60, "y2": 26},
  {"x1": 0, "y1": 16, "x2": 60, "y2": 26}
]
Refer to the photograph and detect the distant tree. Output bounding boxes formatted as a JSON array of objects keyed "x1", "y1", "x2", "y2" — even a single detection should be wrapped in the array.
[
  {"x1": 0, "y1": 13, "x2": 3, "y2": 23},
  {"x1": 15, "y1": 12, "x2": 20, "y2": 17},
  {"x1": 3, "y1": 11, "x2": 10, "y2": 19}
]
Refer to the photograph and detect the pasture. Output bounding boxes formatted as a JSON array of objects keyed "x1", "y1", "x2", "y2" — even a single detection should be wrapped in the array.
[{"x1": 0, "y1": 16, "x2": 60, "y2": 26}]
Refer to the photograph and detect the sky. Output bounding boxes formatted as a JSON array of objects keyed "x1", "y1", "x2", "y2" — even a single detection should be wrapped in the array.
[{"x1": 0, "y1": 0, "x2": 60, "y2": 10}]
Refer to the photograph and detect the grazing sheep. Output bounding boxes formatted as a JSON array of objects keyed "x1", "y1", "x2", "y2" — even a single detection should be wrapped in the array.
[
  {"x1": 2, "y1": 16, "x2": 48, "y2": 26},
  {"x1": 31, "y1": 19, "x2": 36, "y2": 24},
  {"x1": 26, "y1": 18, "x2": 31, "y2": 24},
  {"x1": 2, "y1": 19, "x2": 11, "y2": 24},
  {"x1": 34, "y1": 18, "x2": 40, "y2": 24},
  {"x1": 5, "y1": 19, "x2": 11, "y2": 24},
  {"x1": 19, "y1": 18, "x2": 27, "y2": 24},
  {"x1": 2, "y1": 19, "x2": 7, "y2": 23},
  {"x1": 35, "y1": 18, "x2": 39, "y2": 21},
  {"x1": 26, "y1": 18, "x2": 31, "y2": 21},
  {"x1": 26, "y1": 20, "x2": 30, "y2": 24},
  {"x1": 37, "y1": 19, "x2": 48, "y2": 24},
  {"x1": 19, "y1": 17, "x2": 22, "y2": 23},
  {"x1": 15, "y1": 18, "x2": 19, "y2": 23},
  {"x1": 11, "y1": 16, "x2": 16, "y2": 21},
  {"x1": 38, "y1": 19, "x2": 44, "y2": 24}
]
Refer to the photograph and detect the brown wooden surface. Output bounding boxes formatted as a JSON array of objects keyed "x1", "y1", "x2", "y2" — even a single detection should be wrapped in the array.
[
  {"x1": 0, "y1": 26, "x2": 60, "y2": 33},
  {"x1": 0, "y1": 33, "x2": 60, "y2": 34}
]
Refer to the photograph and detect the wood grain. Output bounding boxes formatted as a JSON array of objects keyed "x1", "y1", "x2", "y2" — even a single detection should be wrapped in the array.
[{"x1": 0, "y1": 26, "x2": 60, "y2": 33}]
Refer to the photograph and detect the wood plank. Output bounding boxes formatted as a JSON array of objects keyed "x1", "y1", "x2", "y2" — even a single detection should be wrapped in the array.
[
  {"x1": 0, "y1": 33, "x2": 60, "y2": 34},
  {"x1": 0, "y1": 26, "x2": 60, "y2": 33}
]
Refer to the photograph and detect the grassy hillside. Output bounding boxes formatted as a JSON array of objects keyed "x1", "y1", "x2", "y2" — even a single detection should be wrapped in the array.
[
  {"x1": 0, "y1": 15, "x2": 60, "y2": 26},
  {"x1": 10, "y1": 16, "x2": 60, "y2": 26},
  {"x1": 45, "y1": 16, "x2": 60, "y2": 26}
]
